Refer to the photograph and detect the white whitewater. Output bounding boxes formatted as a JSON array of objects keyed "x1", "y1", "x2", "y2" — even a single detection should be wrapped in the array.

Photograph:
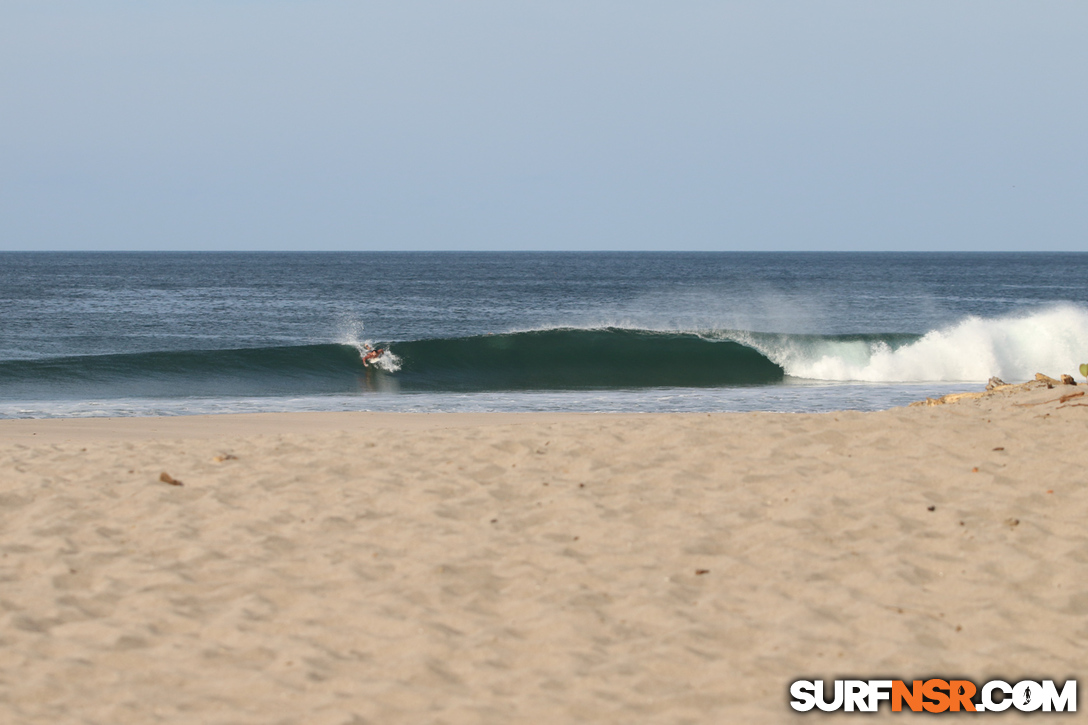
[{"x1": 744, "y1": 305, "x2": 1088, "y2": 383}]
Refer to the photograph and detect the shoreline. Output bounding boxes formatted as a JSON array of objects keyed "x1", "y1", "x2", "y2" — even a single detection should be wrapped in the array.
[
  {"x1": 2, "y1": 382, "x2": 1086, "y2": 722},
  {"x1": 0, "y1": 383, "x2": 1001, "y2": 422},
  {"x1": 0, "y1": 378, "x2": 1081, "y2": 443}
]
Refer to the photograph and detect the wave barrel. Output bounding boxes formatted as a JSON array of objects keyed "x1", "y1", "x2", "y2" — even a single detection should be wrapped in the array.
[{"x1": 385, "y1": 328, "x2": 784, "y2": 391}]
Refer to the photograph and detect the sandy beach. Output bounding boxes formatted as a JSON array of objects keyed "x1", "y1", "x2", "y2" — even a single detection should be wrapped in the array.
[{"x1": 2, "y1": 383, "x2": 1086, "y2": 723}]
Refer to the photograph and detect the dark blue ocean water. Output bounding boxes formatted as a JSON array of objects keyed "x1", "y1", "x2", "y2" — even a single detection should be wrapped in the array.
[{"x1": 2, "y1": 252, "x2": 1087, "y2": 417}]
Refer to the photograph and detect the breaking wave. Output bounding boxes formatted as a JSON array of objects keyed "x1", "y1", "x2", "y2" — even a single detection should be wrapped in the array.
[{"x1": 1, "y1": 306, "x2": 1084, "y2": 399}]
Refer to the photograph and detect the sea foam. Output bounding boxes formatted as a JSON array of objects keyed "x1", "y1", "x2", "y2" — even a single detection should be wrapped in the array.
[{"x1": 744, "y1": 305, "x2": 1088, "y2": 383}]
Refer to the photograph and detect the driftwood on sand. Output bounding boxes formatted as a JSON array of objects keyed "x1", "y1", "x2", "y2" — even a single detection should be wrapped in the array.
[{"x1": 912, "y1": 372, "x2": 1084, "y2": 407}]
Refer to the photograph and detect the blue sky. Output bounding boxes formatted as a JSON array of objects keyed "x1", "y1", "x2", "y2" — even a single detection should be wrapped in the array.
[{"x1": 1, "y1": 1, "x2": 1085, "y2": 251}]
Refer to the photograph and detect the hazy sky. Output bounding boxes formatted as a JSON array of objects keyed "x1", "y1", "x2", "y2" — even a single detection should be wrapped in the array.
[{"x1": 1, "y1": 1, "x2": 1085, "y2": 251}]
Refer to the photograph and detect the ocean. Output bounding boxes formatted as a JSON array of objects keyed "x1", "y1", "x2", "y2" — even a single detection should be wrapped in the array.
[{"x1": 2, "y1": 252, "x2": 1086, "y2": 418}]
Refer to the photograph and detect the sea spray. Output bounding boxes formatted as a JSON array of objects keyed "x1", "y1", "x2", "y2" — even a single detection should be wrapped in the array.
[
  {"x1": 363, "y1": 345, "x2": 402, "y2": 373},
  {"x1": 337, "y1": 321, "x2": 403, "y2": 373}
]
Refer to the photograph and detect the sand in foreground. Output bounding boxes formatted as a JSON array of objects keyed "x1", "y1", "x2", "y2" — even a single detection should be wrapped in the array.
[{"x1": 2, "y1": 386, "x2": 1086, "y2": 723}]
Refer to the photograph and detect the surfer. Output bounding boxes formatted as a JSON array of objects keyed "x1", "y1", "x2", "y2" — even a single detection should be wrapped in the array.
[{"x1": 361, "y1": 343, "x2": 384, "y2": 367}]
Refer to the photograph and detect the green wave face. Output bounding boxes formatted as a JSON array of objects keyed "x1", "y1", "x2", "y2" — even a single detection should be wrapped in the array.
[
  {"x1": 0, "y1": 328, "x2": 786, "y2": 399},
  {"x1": 0, "y1": 344, "x2": 368, "y2": 399},
  {"x1": 385, "y1": 328, "x2": 786, "y2": 391}
]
